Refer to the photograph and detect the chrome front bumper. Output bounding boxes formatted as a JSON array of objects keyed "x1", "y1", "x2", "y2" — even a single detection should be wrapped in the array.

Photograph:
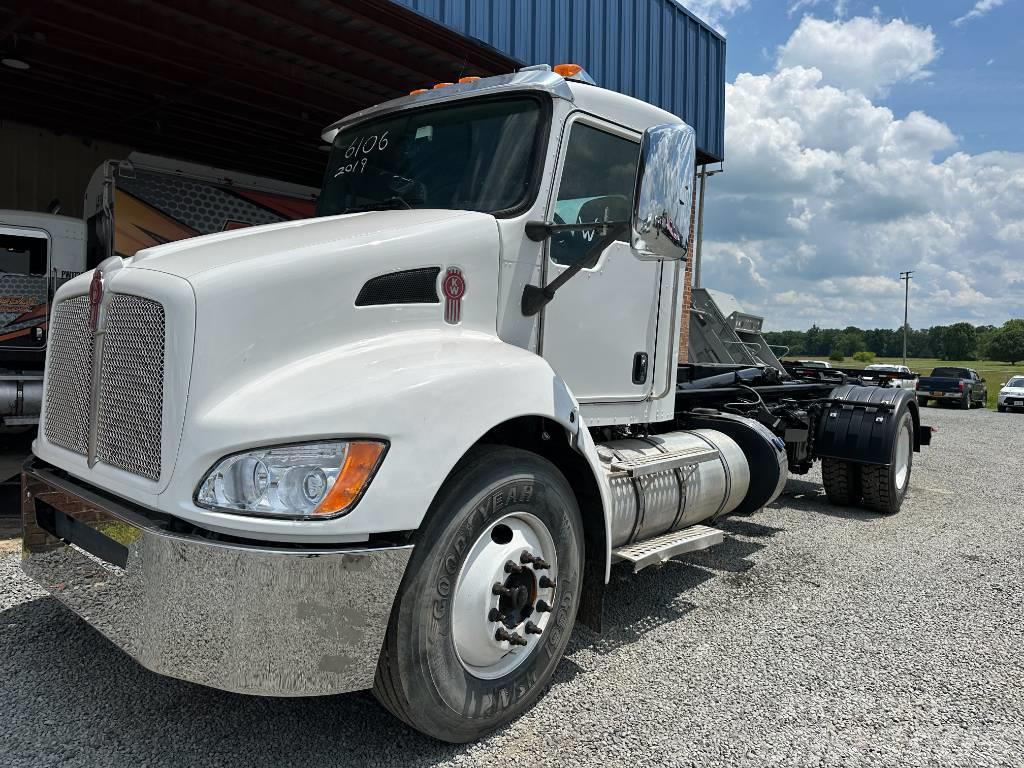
[{"x1": 20, "y1": 459, "x2": 412, "y2": 697}]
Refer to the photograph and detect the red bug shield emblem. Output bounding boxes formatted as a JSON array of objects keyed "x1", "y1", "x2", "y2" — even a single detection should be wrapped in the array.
[
  {"x1": 88, "y1": 269, "x2": 104, "y2": 331},
  {"x1": 442, "y1": 267, "x2": 466, "y2": 325}
]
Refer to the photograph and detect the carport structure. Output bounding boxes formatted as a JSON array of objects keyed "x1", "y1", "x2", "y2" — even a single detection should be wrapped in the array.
[
  {"x1": 0, "y1": 0, "x2": 725, "y2": 193},
  {"x1": 0, "y1": 0, "x2": 520, "y2": 185}
]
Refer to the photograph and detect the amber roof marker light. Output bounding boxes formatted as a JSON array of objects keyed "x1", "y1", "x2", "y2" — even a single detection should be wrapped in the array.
[{"x1": 553, "y1": 63, "x2": 597, "y2": 85}]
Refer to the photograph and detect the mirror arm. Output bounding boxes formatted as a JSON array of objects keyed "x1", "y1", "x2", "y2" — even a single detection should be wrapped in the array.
[
  {"x1": 524, "y1": 220, "x2": 629, "y2": 242},
  {"x1": 521, "y1": 221, "x2": 629, "y2": 316}
]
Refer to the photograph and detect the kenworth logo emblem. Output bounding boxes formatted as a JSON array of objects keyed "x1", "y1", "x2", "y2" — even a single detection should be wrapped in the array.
[
  {"x1": 442, "y1": 267, "x2": 465, "y2": 325},
  {"x1": 88, "y1": 269, "x2": 104, "y2": 331}
]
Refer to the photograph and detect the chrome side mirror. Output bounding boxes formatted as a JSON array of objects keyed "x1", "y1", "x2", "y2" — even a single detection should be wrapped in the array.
[{"x1": 631, "y1": 122, "x2": 696, "y2": 261}]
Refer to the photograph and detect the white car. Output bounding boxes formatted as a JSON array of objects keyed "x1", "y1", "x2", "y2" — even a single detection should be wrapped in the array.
[
  {"x1": 800, "y1": 360, "x2": 833, "y2": 369},
  {"x1": 862, "y1": 363, "x2": 916, "y2": 389},
  {"x1": 997, "y1": 375, "x2": 1024, "y2": 412}
]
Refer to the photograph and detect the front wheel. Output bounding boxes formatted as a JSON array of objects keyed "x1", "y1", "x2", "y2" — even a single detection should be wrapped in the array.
[
  {"x1": 861, "y1": 409, "x2": 914, "y2": 514},
  {"x1": 373, "y1": 446, "x2": 584, "y2": 743}
]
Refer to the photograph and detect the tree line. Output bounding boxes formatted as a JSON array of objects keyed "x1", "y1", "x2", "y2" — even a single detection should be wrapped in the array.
[{"x1": 764, "y1": 319, "x2": 1024, "y2": 365}]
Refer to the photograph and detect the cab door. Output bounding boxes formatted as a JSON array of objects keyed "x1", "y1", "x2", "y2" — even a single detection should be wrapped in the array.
[{"x1": 540, "y1": 116, "x2": 662, "y2": 404}]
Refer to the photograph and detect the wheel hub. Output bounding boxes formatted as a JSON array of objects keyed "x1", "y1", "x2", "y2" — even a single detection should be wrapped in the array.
[{"x1": 451, "y1": 512, "x2": 558, "y2": 679}]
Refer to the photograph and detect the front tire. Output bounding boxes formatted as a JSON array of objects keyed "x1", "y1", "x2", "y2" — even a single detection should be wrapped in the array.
[
  {"x1": 861, "y1": 409, "x2": 914, "y2": 514},
  {"x1": 373, "y1": 446, "x2": 584, "y2": 743}
]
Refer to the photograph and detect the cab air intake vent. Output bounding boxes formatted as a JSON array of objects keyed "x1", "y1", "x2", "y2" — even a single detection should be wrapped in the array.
[{"x1": 355, "y1": 267, "x2": 441, "y2": 306}]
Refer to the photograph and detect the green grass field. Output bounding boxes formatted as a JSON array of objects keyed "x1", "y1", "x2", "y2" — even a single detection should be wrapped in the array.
[{"x1": 786, "y1": 357, "x2": 1024, "y2": 409}]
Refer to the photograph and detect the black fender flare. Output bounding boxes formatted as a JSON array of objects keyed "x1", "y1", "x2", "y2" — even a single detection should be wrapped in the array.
[{"x1": 815, "y1": 385, "x2": 921, "y2": 466}]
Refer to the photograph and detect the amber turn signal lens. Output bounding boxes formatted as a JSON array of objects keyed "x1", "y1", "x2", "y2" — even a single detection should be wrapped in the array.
[
  {"x1": 432, "y1": 82, "x2": 453, "y2": 89},
  {"x1": 458, "y1": 76, "x2": 480, "y2": 83},
  {"x1": 313, "y1": 441, "x2": 386, "y2": 516},
  {"x1": 553, "y1": 63, "x2": 584, "y2": 78},
  {"x1": 409, "y1": 88, "x2": 428, "y2": 95}
]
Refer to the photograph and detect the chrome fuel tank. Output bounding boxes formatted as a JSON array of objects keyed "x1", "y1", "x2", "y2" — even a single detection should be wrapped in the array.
[{"x1": 597, "y1": 429, "x2": 750, "y2": 548}]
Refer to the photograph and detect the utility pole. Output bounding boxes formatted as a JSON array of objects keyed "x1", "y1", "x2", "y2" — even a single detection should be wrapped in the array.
[{"x1": 900, "y1": 271, "x2": 913, "y2": 365}]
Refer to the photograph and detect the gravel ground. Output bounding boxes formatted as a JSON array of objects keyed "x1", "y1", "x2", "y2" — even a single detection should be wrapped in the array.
[{"x1": 1, "y1": 405, "x2": 1022, "y2": 767}]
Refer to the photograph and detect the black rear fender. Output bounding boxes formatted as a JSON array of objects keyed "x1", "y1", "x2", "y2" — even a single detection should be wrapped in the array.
[{"x1": 816, "y1": 385, "x2": 925, "y2": 466}]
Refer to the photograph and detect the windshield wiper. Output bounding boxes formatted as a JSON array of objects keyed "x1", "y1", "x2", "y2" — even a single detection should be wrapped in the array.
[{"x1": 341, "y1": 197, "x2": 412, "y2": 214}]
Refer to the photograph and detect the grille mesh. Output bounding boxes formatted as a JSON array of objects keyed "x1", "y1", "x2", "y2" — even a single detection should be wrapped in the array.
[
  {"x1": 95, "y1": 295, "x2": 166, "y2": 481},
  {"x1": 44, "y1": 297, "x2": 94, "y2": 456}
]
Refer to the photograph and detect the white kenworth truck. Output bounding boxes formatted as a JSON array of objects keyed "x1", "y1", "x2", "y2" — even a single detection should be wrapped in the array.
[{"x1": 21, "y1": 66, "x2": 931, "y2": 742}]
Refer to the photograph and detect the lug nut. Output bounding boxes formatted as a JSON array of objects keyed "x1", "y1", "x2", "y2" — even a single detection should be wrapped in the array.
[
  {"x1": 504, "y1": 559, "x2": 525, "y2": 574},
  {"x1": 519, "y1": 551, "x2": 551, "y2": 570},
  {"x1": 539, "y1": 575, "x2": 556, "y2": 589},
  {"x1": 492, "y1": 583, "x2": 512, "y2": 597},
  {"x1": 535, "y1": 599, "x2": 552, "y2": 613},
  {"x1": 488, "y1": 608, "x2": 505, "y2": 622},
  {"x1": 494, "y1": 627, "x2": 528, "y2": 646},
  {"x1": 524, "y1": 621, "x2": 543, "y2": 635}
]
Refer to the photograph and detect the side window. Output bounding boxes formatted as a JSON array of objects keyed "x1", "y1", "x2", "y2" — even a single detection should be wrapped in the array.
[
  {"x1": 0, "y1": 234, "x2": 47, "y2": 274},
  {"x1": 550, "y1": 122, "x2": 639, "y2": 267}
]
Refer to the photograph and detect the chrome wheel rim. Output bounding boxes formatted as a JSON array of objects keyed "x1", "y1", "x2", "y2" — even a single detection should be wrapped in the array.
[
  {"x1": 894, "y1": 418, "x2": 912, "y2": 490},
  {"x1": 451, "y1": 511, "x2": 558, "y2": 680}
]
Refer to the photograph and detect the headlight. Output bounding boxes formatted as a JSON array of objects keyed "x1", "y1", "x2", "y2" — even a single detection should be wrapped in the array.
[{"x1": 195, "y1": 440, "x2": 386, "y2": 519}]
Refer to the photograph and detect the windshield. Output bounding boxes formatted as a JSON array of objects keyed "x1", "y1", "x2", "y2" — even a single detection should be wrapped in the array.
[
  {"x1": 316, "y1": 96, "x2": 545, "y2": 218},
  {"x1": 1006, "y1": 377, "x2": 1024, "y2": 388},
  {"x1": 931, "y1": 367, "x2": 968, "y2": 378}
]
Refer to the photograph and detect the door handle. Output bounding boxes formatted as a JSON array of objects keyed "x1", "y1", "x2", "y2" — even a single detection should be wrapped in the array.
[{"x1": 632, "y1": 352, "x2": 649, "y2": 385}]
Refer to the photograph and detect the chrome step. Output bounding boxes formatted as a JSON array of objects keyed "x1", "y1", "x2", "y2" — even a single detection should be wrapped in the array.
[
  {"x1": 613, "y1": 525, "x2": 724, "y2": 572},
  {"x1": 610, "y1": 445, "x2": 719, "y2": 477}
]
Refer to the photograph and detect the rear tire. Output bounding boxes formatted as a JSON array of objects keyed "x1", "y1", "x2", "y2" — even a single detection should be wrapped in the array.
[
  {"x1": 861, "y1": 409, "x2": 914, "y2": 514},
  {"x1": 821, "y1": 458, "x2": 861, "y2": 506},
  {"x1": 373, "y1": 445, "x2": 584, "y2": 743},
  {"x1": 960, "y1": 392, "x2": 971, "y2": 409}
]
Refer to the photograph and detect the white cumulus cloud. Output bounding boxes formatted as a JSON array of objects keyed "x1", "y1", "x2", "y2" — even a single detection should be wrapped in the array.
[
  {"x1": 698, "y1": 17, "x2": 1024, "y2": 330},
  {"x1": 777, "y1": 16, "x2": 939, "y2": 96},
  {"x1": 683, "y1": 0, "x2": 751, "y2": 33},
  {"x1": 953, "y1": 0, "x2": 1007, "y2": 26}
]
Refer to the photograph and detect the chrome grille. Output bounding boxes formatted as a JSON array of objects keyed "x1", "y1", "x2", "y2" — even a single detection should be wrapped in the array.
[
  {"x1": 95, "y1": 295, "x2": 166, "y2": 481},
  {"x1": 44, "y1": 297, "x2": 94, "y2": 455}
]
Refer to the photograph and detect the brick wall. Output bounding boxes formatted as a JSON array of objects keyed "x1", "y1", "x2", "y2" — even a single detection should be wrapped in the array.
[{"x1": 677, "y1": 173, "x2": 698, "y2": 364}]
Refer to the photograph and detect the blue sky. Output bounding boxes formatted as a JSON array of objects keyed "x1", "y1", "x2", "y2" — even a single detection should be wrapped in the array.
[
  {"x1": 684, "y1": 0, "x2": 1024, "y2": 331},
  {"x1": 721, "y1": 1, "x2": 1023, "y2": 155}
]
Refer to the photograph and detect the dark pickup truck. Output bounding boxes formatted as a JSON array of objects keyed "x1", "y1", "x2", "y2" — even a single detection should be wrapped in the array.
[{"x1": 917, "y1": 367, "x2": 987, "y2": 409}]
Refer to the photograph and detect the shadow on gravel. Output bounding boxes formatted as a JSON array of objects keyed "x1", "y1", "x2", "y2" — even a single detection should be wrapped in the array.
[
  {"x1": 0, "y1": 565, "x2": 709, "y2": 766},
  {"x1": 0, "y1": 596, "x2": 489, "y2": 766},
  {"x1": 682, "y1": 534, "x2": 765, "y2": 573},
  {"x1": 773, "y1": 478, "x2": 881, "y2": 523},
  {"x1": 717, "y1": 517, "x2": 784, "y2": 539},
  {"x1": 570, "y1": 561, "x2": 711, "y2": 656}
]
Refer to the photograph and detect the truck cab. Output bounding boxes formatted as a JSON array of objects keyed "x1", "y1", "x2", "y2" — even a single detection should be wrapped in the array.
[
  {"x1": 20, "y1": 65, "x2": 928, "y2": 743},
  {"x1": 0, "y1": 210, "x2": 85, "y2": 429}
]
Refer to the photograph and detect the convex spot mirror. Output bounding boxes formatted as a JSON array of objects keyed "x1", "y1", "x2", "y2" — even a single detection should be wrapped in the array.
[{"x1": 631, "y1": 122, "x2": 697, "y2": 262}]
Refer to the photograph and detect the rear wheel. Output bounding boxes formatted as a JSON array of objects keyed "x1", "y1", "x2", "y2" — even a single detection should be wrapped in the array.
[
  {"x1": 821, "y1": 458, "x2": 861, "y2": 506},
  {"x1": 861, "y1": 409, "x2": 914, "y2": 514},
  {"x1": 960, "y1": 392, "x2": 971, "y2": 409},
  {"x1": 373, "y1": 446, "x2": 583, "y2": 743}
]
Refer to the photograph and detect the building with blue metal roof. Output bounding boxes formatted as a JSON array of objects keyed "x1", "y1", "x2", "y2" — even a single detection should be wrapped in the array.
[{"x1": 390, "y1": 0, "x2": 726, "y2": 164}]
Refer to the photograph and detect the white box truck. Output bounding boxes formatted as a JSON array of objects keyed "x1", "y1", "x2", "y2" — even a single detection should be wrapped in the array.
[{"x1": 20, "y1": 66, "x2": 931, "y2": 742}]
